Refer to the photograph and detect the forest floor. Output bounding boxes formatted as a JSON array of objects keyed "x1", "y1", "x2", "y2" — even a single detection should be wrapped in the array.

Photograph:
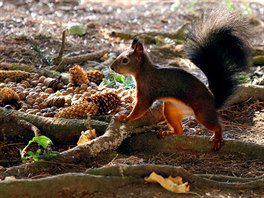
[{"x1": 0, "y1": 0, "x2": 264, "y2": 197}]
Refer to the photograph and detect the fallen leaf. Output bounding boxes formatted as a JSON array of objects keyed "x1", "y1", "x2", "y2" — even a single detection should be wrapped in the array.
[
  {"x1": 66, "y1": 22, "x2": 87, "y2": 36},
  {"x1": 168, "y1": 175, "x2": 183, "y2": 185},
  {"x1": 77, "y1": 129, "x2": 96, "y2": 145},
  {"x1": 144, "y1": 172, "x2": 190, "y2": 193}
]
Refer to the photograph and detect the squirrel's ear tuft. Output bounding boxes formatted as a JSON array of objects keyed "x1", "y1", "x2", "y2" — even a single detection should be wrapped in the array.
[
  {"x1": 131, "y1": 38, "x2": 139, "y2": 49},
  {"x1": 133, "y1": 42, "x2": 144, "y2": 55}
]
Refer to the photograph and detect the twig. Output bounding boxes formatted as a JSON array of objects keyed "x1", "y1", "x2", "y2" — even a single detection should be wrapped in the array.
[
  {"x1": 110, "y1": 23, "x2": 189, "y2": 43},
  {"x1": 53, "y1": 30, "x2": 108, "y2": 70},
  {"x1": 53, "y1": 30, "x2": 67, "y2": 66},
  {"x1": 55, "y1": 49, "x2": 107, "y2": 65}
]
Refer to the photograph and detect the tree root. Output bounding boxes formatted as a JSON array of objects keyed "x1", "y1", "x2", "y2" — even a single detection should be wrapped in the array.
[
  {"x1": 1, "y1": 165, "x2": 263, "y2": 197},
  {"x1": 0, "y1": 108, "x2": 42, "y2": 139},
  {"x1": 86, "y1": 164, "x2": 264, "y2": 190},
  {"x1": 253, "y1": 55, "x2": 264, "y2": 65},
  {"x1": 0, "y1": 172, "x2": 150, "y2": 198},
  {"x1": 226, "y1": 84, "x2": 264, "y2": 106},
  {"x1": 0, "y1": 107, "x2": 109, "y2": 145},
  {"x1": 1, "y1": 102, "x2": 164, "y2": 178},
  {"x1": 120, "y1": 131, "x2": 264, "y2": 161},
  {"x1": 16, "y1": 119, "x2": 41, "y2": 137},
  {"x1": 197, "y1": 174, "x2": 264, "y2": 182},
  {"x1": 252, "y1": 46, "x2": 264, "y2": 56}
]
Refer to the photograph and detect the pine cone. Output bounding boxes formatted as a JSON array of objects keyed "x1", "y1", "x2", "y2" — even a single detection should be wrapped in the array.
[
  {"x1": 0, "y1": 87, "x2": 20, "y2": 104},
  {"x1": 69, "y1": 65, "x2": 89, "y2": 86},
  {"x1": 87, "y1": 91, "x2": 120, "y2": 115},
  {"x1": 0, "y1": 70, "x2": 30, "y2": 82},
  {"x1": 54, "y1": 101, "x2": 98, "y2": 118},
  {"x1": 86, "y1": 70, "x2": 104, "y2": 85}
]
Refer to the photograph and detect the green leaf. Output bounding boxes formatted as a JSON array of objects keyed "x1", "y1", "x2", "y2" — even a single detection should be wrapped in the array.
[
  {"x1": 100, "y1": 69, "x2": 135, "y2": 89},
  {"x1": 114, "y1": 74, "x2": 125, "y2": 83},
  {"x1": 32, "y1": 135, "x2": 53, "y2": 149},
  {"x1": 20, "y1": 135, "x2": 59, "y2": 162},
  {"x1": 36, "y1": 148, "x2": 42, "y2": 155},
  {"x1": 67, "y1": 23, "x2": 87, "y2": 36},
  {"x1": 27, "y1": 140, "x2": 35, "y2": 146},
  {"x1": 27, "y1": 150, "x2": 37, "y2": 157},
  {"x1": 27, "y1": 151, "x2": 41, "y2": 161}
]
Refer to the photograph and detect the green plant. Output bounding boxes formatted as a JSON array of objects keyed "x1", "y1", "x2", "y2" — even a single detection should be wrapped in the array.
[
  {"x1": 101, "y1": 69, "x2": 135, "y2": 89},
  {"x1": 20, "y1": 135, "x2": 60, "y2": 161}
]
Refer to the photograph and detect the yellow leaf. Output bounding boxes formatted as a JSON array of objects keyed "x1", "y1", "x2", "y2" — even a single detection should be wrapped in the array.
[
  {"x1": 77, "y1": 129, "x2": 96, "y2": 145},
  {"x1": 168, "y1": 175, "x2": 183, "y2": 185},
  {"x1": 144, "y1": 172, "x2": 190, "y2": 193}
]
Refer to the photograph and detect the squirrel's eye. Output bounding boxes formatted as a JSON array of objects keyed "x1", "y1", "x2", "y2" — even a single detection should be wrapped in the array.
[{"x1": 122, "y1": 58, "x2": 129, "y2": 64}]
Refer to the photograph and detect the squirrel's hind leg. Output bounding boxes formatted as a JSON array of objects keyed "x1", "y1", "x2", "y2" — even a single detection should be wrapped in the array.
[
  {"x1": 159, "y1": 101, "x2": 184, "y2": 137},
  {"x1": 194, "y1": 107, "x2": 224, "y2": 150}
]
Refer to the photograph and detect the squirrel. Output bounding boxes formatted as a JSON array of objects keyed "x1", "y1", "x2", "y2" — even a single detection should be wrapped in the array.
[{"x1": 110, "y1": 10, "x2": 251, "y2": 150}]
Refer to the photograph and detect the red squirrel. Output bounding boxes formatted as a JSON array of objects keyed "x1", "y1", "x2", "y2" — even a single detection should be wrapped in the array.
[{"x1": 110, "y1": 10, "x2": 251, "y2": 150}]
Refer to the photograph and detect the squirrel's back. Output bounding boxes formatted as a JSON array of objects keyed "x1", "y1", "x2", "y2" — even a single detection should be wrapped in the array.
[{"x1": 185, "y1": 9, "x2": 251, "y2": 108}]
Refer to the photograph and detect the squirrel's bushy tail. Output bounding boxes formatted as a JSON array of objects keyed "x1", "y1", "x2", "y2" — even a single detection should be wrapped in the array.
[{"x1": 185, "y1": 10, "x2": 251, "y2": 108}]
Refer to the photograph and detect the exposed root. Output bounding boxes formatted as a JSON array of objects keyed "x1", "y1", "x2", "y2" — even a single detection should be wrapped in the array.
[
  {"x1": 1, "y1": 102, "x2": 164, "y2": 178},
  {"x1": 86, "y1": 164, "x2": 264, "y2": 190}
]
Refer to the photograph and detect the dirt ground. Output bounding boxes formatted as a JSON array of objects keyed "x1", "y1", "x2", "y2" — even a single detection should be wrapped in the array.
[{"x1": 0, "y1": 0, "x2": 264, "y2": 197}]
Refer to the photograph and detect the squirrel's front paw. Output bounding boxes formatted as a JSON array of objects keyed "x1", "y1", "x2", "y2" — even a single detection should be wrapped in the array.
[
  {"x1": 114, "y1": 114, "x2": 128, "y2": 122},
  {"x1": 210, "y1": 135, "x2": 224, "y2": 151}
]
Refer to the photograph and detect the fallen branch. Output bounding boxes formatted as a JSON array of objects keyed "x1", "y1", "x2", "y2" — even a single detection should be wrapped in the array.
[
  {"x1": 110, "y1": 23, "x2": 188, "y2": 44},
  {"x1": 53, "y1": 30, "x2": 108, "y2": 71},
  {"x1": 53, "y1": 49, "x2": 108, "y2": 66}
]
